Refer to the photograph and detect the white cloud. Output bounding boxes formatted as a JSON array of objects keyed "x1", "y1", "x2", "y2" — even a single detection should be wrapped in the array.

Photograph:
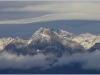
[
  {"x1": 0, "y1": 1, "x2": 100, "y2": 23},
  {"x1": 0, "y1": 13, "x2": 100, "y2": 24}
]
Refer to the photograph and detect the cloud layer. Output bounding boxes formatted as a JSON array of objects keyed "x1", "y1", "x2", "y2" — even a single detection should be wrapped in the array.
[
  {"x1": 0, "y1": 1, "x2": 100, "y2": 23},
  {"x1": 53, "y1": 50, "x2": 100, "y2": 70},
  {"x1": 1, "y1": 2, "x2": 100, "y2": 15},
  {"x1": 0, "y1": 51, "x2": 48, "y2": 69},
  {"x1": 0, "y1": 13, "x2": 100, "y2": 24},
  {"x1": 0, "y1": 50, "x2": 100, "y2": 71}
]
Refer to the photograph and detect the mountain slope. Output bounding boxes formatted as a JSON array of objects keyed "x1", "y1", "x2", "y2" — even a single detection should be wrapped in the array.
[
  {"x1": 55, "y1": 29, "x2": 75, "y2": 39},
  {"x1": 0, "y1": 37, "x2": 14, "y2": 51},
  {"x1": 3, "y1": 37, "x2": 30, "y2": 55},
  {"x1": 88, "y1": 43, "x2": 100, "y2": 52},
  {"x1": 2, "y1": 27, "x2": 100, "y2": 55},
  {"x1": 73, "y1": 33, "x2": 100, "y2": 49},
  {"x1": 1, "y1": 27, "x2": 84, "y2": 56},
  {"x1": 27, "y1": 27, "x2": 84, "y2": 54}
]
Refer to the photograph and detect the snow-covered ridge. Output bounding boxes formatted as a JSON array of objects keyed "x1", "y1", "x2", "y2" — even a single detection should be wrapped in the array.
[
  {"x1": 28, "y1": 27, "x2": 52, "y2": 44},
  {"x1": 0, "y1": 13, "x2": 100, "y2": 24},
  {"x1": 28, "y1": 27, "x2": 73, "y2": 45},
  {"x1": 11, "y1": 37, "x2": 27, "y2": 44},
  {"x1": 34, "y1": 28, "x2": 100, "y2": 50},
  {"x1": 73, "y1": 33, "x2": 100, "y2": 49},
  {"x1": 0, "y1": 37, "x2": 14, "y2": 51},
  {"x1": 0, "y1": 27, "x2": 100, "y2": 51},
  {"x1": 27, "y1": 27, "x2": 84, "y2": 51},
  {"x1": 55, "y1": 29, "x2": 75, "y2": 39},
  {"x1": 0, "y1": 37, "x2": 27, "y2": 51}
]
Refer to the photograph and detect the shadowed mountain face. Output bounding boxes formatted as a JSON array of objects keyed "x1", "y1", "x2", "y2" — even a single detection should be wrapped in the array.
[{"x1": 88, "y1": 43, "x2": 100, "y2": 52}]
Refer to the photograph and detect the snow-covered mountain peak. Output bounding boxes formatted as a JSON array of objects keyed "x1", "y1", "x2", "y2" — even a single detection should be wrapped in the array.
[
  {"x1": 12, "y1": 37, "x2": 26, "y2": 44},
  {"x1": 73, "y1": 33, "x2": 99, "y2": 49},
  {"x1": 4, "y1": 37, "x2": 27, "y2": 50},
  {"x1": 30, "y1": 28, "x2": 100, "y2": 50},
  {"x1": 26, "y1": 27, "x2": 84, "y2": 52},
  {"x1": 31, "y1": 27, "x2": 75, "y2": 41},
  {"x1": 0, "y1": 37, "x2": 14, "y2": 51},
  {"x1": 34, "y1": 27, "x2": 51, "y2": 34},
  {"x1": 1, "y1": 27, "x2": 100, "y2": 52},
  {"x1": 56, "y1": 29, "x2": 71, "y2": 34},
  {"x1": 15, "y1": 37, "x2": 21, "y2": 41},
  {"x1": 55, "y1": 29, "x2": 75, "y2": 39},
  {"x1": 31, "y1": 27, "x2": 53, "y2": 39},
  {"x1": 79, "y1": 33, "x2": 96, "y2": 38},
  {"x1": 28, "y1": 27, "x2": 56, "y2": 44}
]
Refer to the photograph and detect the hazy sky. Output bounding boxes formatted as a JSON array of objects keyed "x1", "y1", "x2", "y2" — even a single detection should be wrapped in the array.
[{"x1": 0, "y1": 1, "x2": 100, "y2": 38}]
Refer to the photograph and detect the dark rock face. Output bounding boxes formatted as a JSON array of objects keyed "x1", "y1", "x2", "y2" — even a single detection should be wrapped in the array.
[
  {"x1": 4, "y1": 43, "x2": 37, "y2": 55},
  {"x1": 88, "y1": 43, "x2": 100, "y2": 52}
]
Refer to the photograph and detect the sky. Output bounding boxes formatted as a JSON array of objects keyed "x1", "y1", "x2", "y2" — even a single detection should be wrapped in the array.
[{"x1": 0, "y1": 1, "x2": 100, "y2": 38}]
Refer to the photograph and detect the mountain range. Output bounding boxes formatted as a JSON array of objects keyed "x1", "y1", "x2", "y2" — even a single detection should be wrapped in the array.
[
  {"x1": 0, "y1": 27, "x2": 100, "y2": 74},
  {"x1": 0, "y1": 27, "x2": 100, "y2": 56}
]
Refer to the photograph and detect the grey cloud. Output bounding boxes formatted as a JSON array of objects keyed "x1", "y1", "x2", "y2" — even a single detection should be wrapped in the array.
[
  {"x1": 0, "y1": 12, "x2": 48, "y2": 20},
  {"x1": 0, "y1": 1, "x2": 100, "y2": 21},
  {"x1": 0, "y1": 51, "x2": 48, "y2": 69},
  {"x1": 0, "y1": 1, "x2": 51, "y2": 20},
  {"x1": 0, "y1": 50, "x2": 100, "y2": 71},
  {"x1": 1, "y1": 1, "x2": 100, "y2": 14},
  {"x1": 0, "y1": 1, "x2": 48, "y2": 9},
  {"x1": 52, "y1": 50, "x2": 100, "y2": 71}
]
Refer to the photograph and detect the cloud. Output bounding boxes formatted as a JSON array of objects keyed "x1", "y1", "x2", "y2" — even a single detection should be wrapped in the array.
[
  {"x1": 53, "y1": 49, "x2": 100, "y2": 71},
  {"x1": 0, "y1": 2, "x2": 100, "y2": 22},
  {"x1": 0, "y1": 51, "x2": 48, "y2": 69},
  {"x1": 0, "y1": 13, "x2": 100, "y2": 24},
  {"x1": 1, "y1": 2, "x2": 100, "y2": 15},
  {"x1": 0, "y1": 49, "x2": 100, "y2": 71}
]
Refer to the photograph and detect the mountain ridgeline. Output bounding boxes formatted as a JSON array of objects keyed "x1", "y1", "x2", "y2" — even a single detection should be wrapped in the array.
[{"x1": 0, "y1": 27, "x2": 100, "y2": 56}]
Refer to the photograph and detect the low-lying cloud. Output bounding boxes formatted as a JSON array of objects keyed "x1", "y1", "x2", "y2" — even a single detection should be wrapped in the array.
[
  {"x1": 0, "y1": 50, "x2": 100, "y2": 71},
  {"x1": 0, "y1": 51, "x2": 48, "y2": 69},
  {"x1": 53, "y1": 50, "x2": 100, "y2": 71}
]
